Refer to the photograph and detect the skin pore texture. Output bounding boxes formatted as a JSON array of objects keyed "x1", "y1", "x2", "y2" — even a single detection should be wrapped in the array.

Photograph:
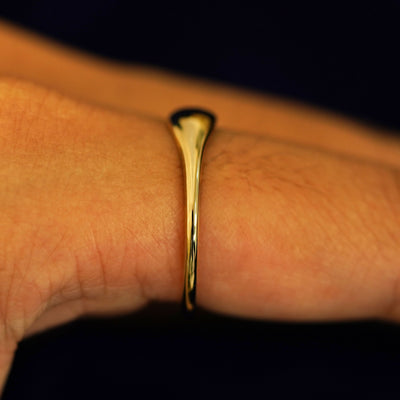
[{"x1": 0, "y1": 20, "x2": 399, "y2": 394}]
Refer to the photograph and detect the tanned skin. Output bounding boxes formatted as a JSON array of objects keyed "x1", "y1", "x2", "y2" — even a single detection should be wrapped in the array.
[{"x1": 0, "y1": 20, "x2": 399, "y2": 394}]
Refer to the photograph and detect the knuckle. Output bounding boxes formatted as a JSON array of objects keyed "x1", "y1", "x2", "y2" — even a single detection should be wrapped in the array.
[{"x1": 0, "y1": 225, "x2": 74, "y2": 341}]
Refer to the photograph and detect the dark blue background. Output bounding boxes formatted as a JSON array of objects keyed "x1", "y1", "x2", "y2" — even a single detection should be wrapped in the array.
[{"x1": 1, "y1": 1, "x2": 400, "y2": 398}]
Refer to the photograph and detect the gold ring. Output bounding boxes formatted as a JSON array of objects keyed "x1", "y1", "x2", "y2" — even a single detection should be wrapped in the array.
[{"x1": 168, "y1": 108, "x2": 216, "y2": 314}]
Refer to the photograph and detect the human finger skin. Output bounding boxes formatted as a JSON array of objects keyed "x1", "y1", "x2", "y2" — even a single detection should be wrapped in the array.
[
  {"x1": 1, "y1": 20, "x2": 400, "y2": 168},
  {"x1": 0, "y1": 77, "x2": 399, "y2": 393},
  {"x1": 1, "y1": 76, "x2": 399, "y2": 325}
]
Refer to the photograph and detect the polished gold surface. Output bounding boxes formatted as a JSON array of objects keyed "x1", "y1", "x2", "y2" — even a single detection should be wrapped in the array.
[{"x1": 168, "y1": 109, "x2": 216, "y2": 314}]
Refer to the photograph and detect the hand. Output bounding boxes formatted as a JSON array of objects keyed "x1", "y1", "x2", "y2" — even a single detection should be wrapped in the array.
[{"x1": 0, "y1": 21, "x2": 399, "y2": 394}]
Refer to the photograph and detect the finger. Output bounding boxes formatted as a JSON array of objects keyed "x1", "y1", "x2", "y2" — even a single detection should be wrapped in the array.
[
  {"x1": 0, "y1": 76, "x2": 398, "y2": 349},
  {"x1": 0, "y1": 20, "x2": 399, "y2": 168},
  {"x1": 145, "y1": 128, "x2": 400, "y2": 322},
  {"x1": 201, "y1": 131, "x2": 400, "y2": 321}
]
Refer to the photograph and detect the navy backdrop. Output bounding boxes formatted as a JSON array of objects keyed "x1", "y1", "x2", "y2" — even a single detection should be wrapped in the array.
[{"x1": 1, "y1": 1, "x2": 400, "y2": 399}]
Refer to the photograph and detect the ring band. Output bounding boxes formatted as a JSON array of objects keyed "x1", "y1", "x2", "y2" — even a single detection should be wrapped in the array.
[{"x1": 168, "y1": 108, "x2": 216, "y2": 314}]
